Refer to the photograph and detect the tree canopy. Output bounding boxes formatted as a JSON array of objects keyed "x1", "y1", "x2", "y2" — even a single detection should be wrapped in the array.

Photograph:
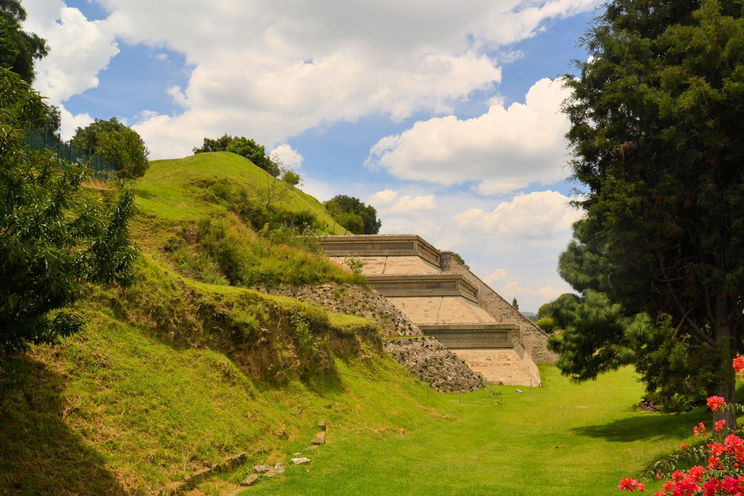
[
  {"x1": 0, "y1": 0, "x2": 47, "y2": 84},
  {"x1": 552, "y1": 0, "x2": 744, "y2": 411},
  {"x1": 0, "y1": 68, "x2": 137, "y2": 355},
  {"x1": 324, "y1": 195, "x2": 381, "y2": 235},
  {"x1": 71, "y1": 118, "x2": 149, "y2": 179},
  {"x1": 193, "y1": 135, "x2": 280, "y2": 177}
]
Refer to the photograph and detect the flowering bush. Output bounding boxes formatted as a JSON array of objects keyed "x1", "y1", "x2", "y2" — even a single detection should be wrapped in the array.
[{"x1": 618, "y1": 357, "x2": 744, "y2": 495}]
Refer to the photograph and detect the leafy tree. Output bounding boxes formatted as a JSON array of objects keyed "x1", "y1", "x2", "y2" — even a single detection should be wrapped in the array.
[
  {"x1": 280, "y1": 169, "x2": 301, "y2": 187},
  {"x1": 0, "y1": 68, "x2": 137, "y2": 355},
  {"x1": 324, "y1": 195, "x2": 381, "y2": 234},
  {"x1": 0, "y1": 0, "x2": 47, "y2": 84},
  {"x1": 555, "y1": 0, "x2": 744, "y2": 414},
  {"x1": 71, "y1": 118, "x2": 149, "y2": 179},
  {"x1": 193, "y1": 134, "x2": 280, "y2": 176},
  {"x1": 511, "y1": 298, "x2": 519, "y2": 311},
  {"x1": 537, "y1": 293, "x2": 581, "y2": 329},
  {"x1": 192, "y1": 134, "x2": 234, "y2": 153}
]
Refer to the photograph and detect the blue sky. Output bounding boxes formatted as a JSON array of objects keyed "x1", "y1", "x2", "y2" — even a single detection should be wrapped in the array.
[{"x1": 24, "y1": 0, "x2": 600, "y2": 311}]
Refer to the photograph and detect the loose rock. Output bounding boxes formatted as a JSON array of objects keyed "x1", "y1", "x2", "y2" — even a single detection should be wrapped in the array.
[
  {"x1": 292, "y1": 457, "x2": 311, "y2": 465},
  {"x1": 253, "y1": 464, "x2": 272, "y2": 474},
  {"x1": 241, "y1": 474, "x2": 260, "y2": 486}
]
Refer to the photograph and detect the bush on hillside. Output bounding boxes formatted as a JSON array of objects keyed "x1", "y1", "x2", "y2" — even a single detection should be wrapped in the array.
[
  {"x1": 281, "y1": 169, "x2": 301, "y2": 186},
  {"x1": 194, "y1": 217, "x2": 364, "y2": 287},
  {"x1": 535, "y1": 316, "x2": 556, "y2": 333}
]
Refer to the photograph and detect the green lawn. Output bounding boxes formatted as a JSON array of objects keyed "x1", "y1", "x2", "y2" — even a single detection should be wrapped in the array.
[{"x1": 237, "y1": 366, "x2": 704, "y2": 496}]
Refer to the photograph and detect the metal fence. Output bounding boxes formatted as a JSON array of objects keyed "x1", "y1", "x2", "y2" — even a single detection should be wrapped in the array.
[{"x1": 25, "y1": 127, "x2": 118, "y2": 176}]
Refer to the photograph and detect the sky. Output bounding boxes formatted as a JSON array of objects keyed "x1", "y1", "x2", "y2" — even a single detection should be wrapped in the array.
[{"x1": 23, "y1": 0, "x2": 602, "y2": 312}]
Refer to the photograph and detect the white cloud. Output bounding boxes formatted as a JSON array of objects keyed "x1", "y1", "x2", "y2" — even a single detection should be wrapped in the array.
[
  {"x1": 370, "y1": 189, "x2": 399, "y2": 205},
  {"x1": 367, "y1": 78, "x2": 572, "y2": 194},
  {"x1": 369, "y1": 190, "x2": 436, "y2": 216},
  {"x1": 485, "y1": 269, "x2": 508, "y2": 283},
  {"x1": 538, "y1": 285, "x2": 566, "y2": 300},
  {"x1": 269, "y1": 144, "x2": 304, "y2": 170},
  {"x1": 454, "y1": 190, "x2": 581, "y2": 239},
  {"x1": 27, "y1": 0, "x2": 598, "y2": 158},
  {"x1": 24, "y1": 2, "x2": 119, "y2": 103}
]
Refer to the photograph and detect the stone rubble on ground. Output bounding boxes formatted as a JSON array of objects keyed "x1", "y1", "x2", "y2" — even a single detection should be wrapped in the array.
[
  {"x1": 292, "y1": 457, "x2": 311, "y2": 465},
  {"x1": 261, "y1": 283, "x2": 485, "y2": 392},
  {"x1": 253, "y1": 464, "x2": 272, "y2": 474}
]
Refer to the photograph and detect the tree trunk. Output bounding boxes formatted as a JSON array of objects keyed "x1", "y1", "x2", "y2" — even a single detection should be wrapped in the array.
[{"x1": 713, "y1": 296, "x2": 736, "y2": 432}]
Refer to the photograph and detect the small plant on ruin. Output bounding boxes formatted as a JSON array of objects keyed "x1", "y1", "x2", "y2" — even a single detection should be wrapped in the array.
[{"x1": 344, "y1": 257, "x2": 365, "y2": 276}]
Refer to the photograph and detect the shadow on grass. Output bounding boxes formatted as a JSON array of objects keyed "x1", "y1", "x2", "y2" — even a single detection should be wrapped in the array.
[
  {"x1": 571, "y1": 409, "x2": 706, "y2": 442},
  {"x1": 0, "y1": 356, "x2": 127, "y2": 496}
]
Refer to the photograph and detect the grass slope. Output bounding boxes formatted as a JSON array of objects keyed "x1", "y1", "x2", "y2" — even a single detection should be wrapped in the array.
[
  {"x1": 239, "y1": 367, "x2": 704, "y2": 496},
  {"x1": 134, "y1": 152, "x2": 345, "y2": 231}
]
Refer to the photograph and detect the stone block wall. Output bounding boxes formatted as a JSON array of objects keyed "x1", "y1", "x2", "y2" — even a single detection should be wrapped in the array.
[{"x1": 440, "y1": 252, "x2": 558, "y2": 364}]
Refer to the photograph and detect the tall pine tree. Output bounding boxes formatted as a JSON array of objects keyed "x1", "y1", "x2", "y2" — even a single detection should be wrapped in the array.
[{"x1": 555, "y1": 0, "x2": 744, "y2": 415}]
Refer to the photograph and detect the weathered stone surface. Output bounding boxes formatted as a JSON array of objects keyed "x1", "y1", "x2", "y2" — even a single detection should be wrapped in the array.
[
  {"x1": 253, "y1": 464, "x2": 272, "y2": 474},
  {"x1": 440, "y1": 252, "x2": 557, "y2": 364},
  {"x1": 292, "y1": 457, "x2": 311, "y2": 465},
  {"x1": 311, "y1": 430, "x2": 326, "y2": 445},
  {"x1": 241, "y1": 474, "x2": 260, "y2": 486},
  {"x1": 274, "y1": 463, "x2": 285, "y2": 474},
  {"x1": 384, "y1": 337, "x2": 484, "y2": 392},
  {"x1": 260, "y1": 283, "x2": 486, "y2": 392},
  {"x1": 318, "y1": 420, "x2": 327, "y2": 431}
]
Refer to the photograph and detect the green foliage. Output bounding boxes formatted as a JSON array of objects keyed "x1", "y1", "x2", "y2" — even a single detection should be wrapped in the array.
[
  {"x1": 0, "y1": 68, "x2": 136, "y2": 354},
  {"x1": 0, "y1": 0, "x2": 47, "y2": 84},
  {"x1": 344, "y1": 257, "x2": 365, "y2": 276},
  {"x1": 324, "y1": 195, "x2": 381, "y2": 234},
  {"x1": 511, "y1": 298, "x2": 519, "y2": 310},
  {"x1": 548, "y1": 290, "x2": 635, "y2": 382},
  {"x1": 194, "y1": 135, "x2": 280, "y2": 176},
  {"x1": 193, "y1": 217, "x2": 363, "y2": 287},
  {"x1": 281, "y1": 169, "x2": 301, "y2": 186},
  {"x1": 71, "y1": 117, "x2": 149, "y2": 179},
  {"x1": 558, "y1": 0, "x2": 744, "y2": 409},
  {"x1": 535, "y1": 316, "x2": 556, "y2": 333},
  {"x1": 537, "y1": 293, "x2": 581, "y2": 329}
]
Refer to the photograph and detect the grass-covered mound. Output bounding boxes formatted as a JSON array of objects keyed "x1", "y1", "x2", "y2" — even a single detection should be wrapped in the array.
[
  {"x1": 131, "y1": 151, "x2": 361, "y2": 288},
  {"x1": 0, "y1": 257, "x2": 428, "y2": 494}
]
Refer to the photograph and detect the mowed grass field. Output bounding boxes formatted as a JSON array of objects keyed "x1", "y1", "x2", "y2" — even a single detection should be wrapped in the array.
[{"x1": 236, "y1": 366, "x2": 705, "y2": 496}]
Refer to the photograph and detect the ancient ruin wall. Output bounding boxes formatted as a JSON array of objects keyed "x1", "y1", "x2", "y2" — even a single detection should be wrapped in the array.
[
  {"x1": 440, "y1": 252, "x2": 558, "y2": 364},
  {"x1": 257, "y1": 283, "x2": 484, "y2": 392}
]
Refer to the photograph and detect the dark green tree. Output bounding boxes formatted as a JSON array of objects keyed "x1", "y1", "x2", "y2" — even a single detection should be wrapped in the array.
[
  {"x1": 0, "y1": 0, "x2": 47, "y2": 84},
  {"x1": 511, "y1": 298, "x2": 519, "y2": 311},
  {"x1": 537, "y1": 293, "x2": 581, "y2": 329},
  {"x1": 71, "y1": 118, "x2": 149, "y2": 179},
  {"x1": 0, "y1": 68, "x2": 137, "y2": 355},
  {"x1": 193, "y1": 135, "x2": 280, "y2": 176},
  {"x1": 324, "y1": 195, "x2": 381, "y2": 234},
  {"x1": 555, "y1": 0, "x2": 744, "y2": 413}
]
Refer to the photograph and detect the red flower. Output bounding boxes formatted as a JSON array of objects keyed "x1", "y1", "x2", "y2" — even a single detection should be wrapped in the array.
[
  {"x1": 707, "y1": 396, "x2": 726, "y2": 412},
  {"x1": 733, "y1": 356, "x2": 744, "y2": 373},
  {"x1": 715, "y1": 419, "x2": 727, "y2": 432}
]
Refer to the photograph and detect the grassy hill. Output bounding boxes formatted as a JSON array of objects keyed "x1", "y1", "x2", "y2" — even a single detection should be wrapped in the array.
[{"x1": 0, "y1": 151, "x2": 699, "y2": 495}]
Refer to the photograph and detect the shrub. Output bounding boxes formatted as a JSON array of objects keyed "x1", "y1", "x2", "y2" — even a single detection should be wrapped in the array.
[
  {"x1": 618, "y1": 357, "x2": 744, "y2": 495},
  {"x1": 535, "y1": 316, "x2": 556, "y2": 333}
]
